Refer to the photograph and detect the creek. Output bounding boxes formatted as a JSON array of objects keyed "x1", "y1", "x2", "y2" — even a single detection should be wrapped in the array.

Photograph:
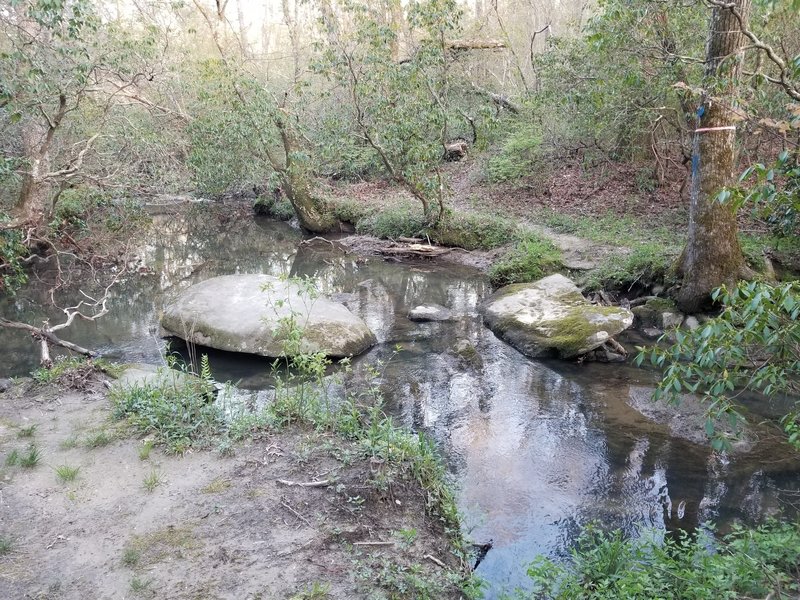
[{"x1": 2, "y1": 205, "x2": 799, "y2": 596}]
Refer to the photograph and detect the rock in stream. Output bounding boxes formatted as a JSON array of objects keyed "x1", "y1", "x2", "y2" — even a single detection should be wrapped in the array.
[
  {"x1": 481, "y1": 274, "x2": 633, "y2": 359},
  {"x1": 161, "y1": 274, "x2": 376, "y2": 358}
]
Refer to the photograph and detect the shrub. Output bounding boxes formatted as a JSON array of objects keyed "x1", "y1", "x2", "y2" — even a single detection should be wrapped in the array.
[
  {"x1": 489, "y1": 233, "x2": 563, "y2": 286},
  {"x1": 355, "y1": 204, "x2": 428, "y2": 239},
  {"x1": 527, "y1": 520, "x2": 800, "y2": 599},
  {"x1": 486, "y1": 123, "x2": 544, "y2": 183}
]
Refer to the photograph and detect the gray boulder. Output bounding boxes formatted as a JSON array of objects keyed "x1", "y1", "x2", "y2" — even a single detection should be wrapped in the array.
[
  {"x1": 481, "y1": 274, "x2": 633, "y2": 359},
  {"x1": 161, "y1": 275, "x2": 376, "y2": 358},
  {"x1": 408, "y1": 304, "x2": 453, "y2": 322}
]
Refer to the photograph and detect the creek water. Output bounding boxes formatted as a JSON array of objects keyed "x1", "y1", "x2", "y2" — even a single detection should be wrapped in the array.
[{"x1": 2, "y1": 205, "x2": 799, "y2": 596}]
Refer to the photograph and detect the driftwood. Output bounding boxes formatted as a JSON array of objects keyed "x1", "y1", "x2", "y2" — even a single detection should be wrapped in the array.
[
  {"x1": 276, "y1": 478, "x2": 333, "y2": 488},
  {"x1": 380, "y1": 243, "x2": 451, "y2": 258},
  {"x1": 0, "y1": 318, "x2": 96, "y2": 365}
]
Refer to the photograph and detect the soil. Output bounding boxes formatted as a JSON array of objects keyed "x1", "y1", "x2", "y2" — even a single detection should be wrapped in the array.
[{"x1": 0, "y1": 375, "x2": 469, "y2": 599}]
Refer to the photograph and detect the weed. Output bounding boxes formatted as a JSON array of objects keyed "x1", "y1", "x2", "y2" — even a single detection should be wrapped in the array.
[
  {"x1": 0, "y1": 535, "x2": 12, "y2": 556},
  {"x1": 59, "y1": 434, "x2": 79, "y2": 450},
  {"x1": 84, "y1": 430, "x2": 112, "y2": 449},
  {"x1": 110, "y1": 367, "x2": 223, "y2": 454},
  {"x1": 32, "y1": 356, "x2": 87, "y2": 384},
  {"x1": 122, "y1": 525, "x2": 197, "y2": 569},
  {"x1": 55, "y1": 464, "x2": 80, "y2": 483},
  {"x1": 138, "y1": 440, "x2": 154, "y2": 461},
  {"x1": 584, "y1": 243, "x2": 677, "y2": 292},
  {"x1": 5, "y1": 449, "x2": 20, "y2": 467},
  {"x1": 17, "y1": 424, "x2": 37, "y2": 438},
  {"x1": 355, "y1": 202, "x2": 427, "y2": 239},
  {"x1": 489, "y1": 233, "x2": 563, "y2": 286},
  {"x1": 486, "y1": 123, "x2": 543, "y2": 182},
  {"x1": 129, "y1": 576, "x2": 153, "y2": 596},
  {"x1": 290, "y1": 581, "x2": 330, "y2": 599},
  {"x1": 122, "y1": 546, "x2": 142, "y2": 567},
  {"x1": 394, "y1": 527, "x2": 418, "y2": 547},
  {"x1": 200, "y1": 478, "x2": 231, "y2": 494},
  {"x1": 20, "y1": 444, "x2": 41, "y2": 468},
  {"x1": 142, "y1": 470, "x2": 163, "y2": 492}
]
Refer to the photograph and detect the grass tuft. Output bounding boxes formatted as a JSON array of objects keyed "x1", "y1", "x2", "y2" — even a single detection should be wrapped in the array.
[
  {"x1": 138, "y1": 440, "x2": 155, "y2": 461},
  {"x1": 17, "y1": 424, "x2": 37, "y2": 438},
  {"x1": 19, "y1": 444, "x2": 41, "y2": 468},
  {"x1": 142, "y1": 469, "x2": 163, "y2": 493},
  {"x1": 55, "y1": 464, "x2": 80, "y2": 483},
  {"x1": 85, "y1": 430, "x2": 112, "y2": 449}
]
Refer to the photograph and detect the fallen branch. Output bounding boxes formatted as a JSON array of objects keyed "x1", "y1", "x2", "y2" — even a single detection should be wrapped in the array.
[
  {"x1": 0, "y1": 318, "x2": 97, "y2": 363},
  {"x1": 353, "y1": 540, "x2": 394, "y2": 546},
  {"x1": 276, "y1": 478, "x2": 333, "y2": 488},
  {"x1": 424, "y1": 554, "x2": 446, "y2": 568}
]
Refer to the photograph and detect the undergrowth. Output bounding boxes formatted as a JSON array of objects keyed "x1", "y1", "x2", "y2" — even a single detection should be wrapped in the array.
[
  {"x1": 525, "y1": 521, "x2": 800, "y2": 599},
  {"x1": 583, "y1": 243, "x2": 677, "y2": 292},
  {"x1": 489, "y1": 233, "x2": 563, "y2": 286}
]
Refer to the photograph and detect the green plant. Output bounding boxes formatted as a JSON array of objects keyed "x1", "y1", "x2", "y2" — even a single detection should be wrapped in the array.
[
  {"x1": 20, "y1": 444, "x2": 41, "y2": 468},
  {"x1": 527, "y1": 520, "x2": 800, "y2": 599},
  {"x1": 290, "y1": 581, "x2": 330, "y2": 600},
  {"x1": 122, "y1": 546, "x2": 142, "y2": 567},
  {"x1": 138, "y1": 440, "x2": 154, "y2": 461},
  {"x1": 59, "y1": 435, "x2": 80, "y2": 450},
  {"x1": 584, "y1": 243, "x2": 676, "y2": 292},
  {"x1": 355, "y1": 203, "x2": 428, "y2": 239},
  {"x1": 639, "y1": 280, "x2": 800, "y2": 450},
  {"x1": 486, "y1": 123, "x2": 543, "y2": 182},
  {"x1": 110, "y1": 368, "x2": 225, "y2": 454},
  {"x1": 17, "y1": 424, "x2": 37, "y2": 438},
  {"x1": 5, "y1": 449, "x2": 20, "y2": 467},
  {"x1": 32, "y1": 356, "x2": 88, "y2": 384},
  {"x1": 129, "y1": 576, "x2": 152, "y2": 595},
  {"x1": 489, "y1": 233, "x2": 563, "y2": 286},
  {"x1": 85, "y1": 430, "x2": 112, "y2": 449},
  {"x1": 142, "y1": 469, "x2": 163, "y2": 492},
  {"x1": 0, "y1": 535, "x2": 13, "y2": 556},
  {"x1": 55, "y1": 464, "x2": 80, "y2": 483}
]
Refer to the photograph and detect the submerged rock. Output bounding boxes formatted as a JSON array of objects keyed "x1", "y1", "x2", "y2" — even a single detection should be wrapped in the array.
[
  {"x1": 481, "y1": 274, "x2": 633, "y2": 359},
  {"x1": 161, "y1": 274, "x2": 376, "y2": 358},
  {"x1": 408, "y1": 304, "x2": 453, "y2": 322}
]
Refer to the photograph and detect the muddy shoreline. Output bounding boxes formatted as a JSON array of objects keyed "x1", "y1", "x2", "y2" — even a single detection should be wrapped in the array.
[{"x1": 0, "y1": 375, "x2": 473, "y2": 599}]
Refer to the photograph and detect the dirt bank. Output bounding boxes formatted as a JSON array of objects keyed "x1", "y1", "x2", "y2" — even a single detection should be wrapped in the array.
[{"x1": 0, "y1": 375, "x2": 472, "y2": 599}]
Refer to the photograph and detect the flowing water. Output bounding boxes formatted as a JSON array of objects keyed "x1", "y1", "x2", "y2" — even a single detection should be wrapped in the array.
[{"x1": 2, "y1": 205, "x2": 799, "y2": 596}]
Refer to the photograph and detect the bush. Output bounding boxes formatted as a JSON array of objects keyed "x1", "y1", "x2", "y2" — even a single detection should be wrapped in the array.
[
  {"x1": 584, "y1": 244, "x2": 676, "y2": 292},
  {"x1": 355, "y1": 203, "x2": 428, "y2": 239},
  {"x1": 527, "y1": 521, "x2": 800, "y2": 599},
  {"x1": 432, "y1": 212, "x2": 518, "y2": 250},
  {"x1": 488, "y1": 233, "x2": 563, "y2": 286},
  {"x1": 486, "y1": 123, "x2": 543, "y2": 182}
]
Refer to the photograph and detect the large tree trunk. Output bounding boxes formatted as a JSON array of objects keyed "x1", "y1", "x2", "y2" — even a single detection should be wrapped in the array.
[
  {"x1": 274, "y1": 116, "x2": 335, "y2": 233},
  {"x1": 15, "y1": 118, "x2": 54, "y2": 225},
  {"x1": 676, "y1": 0, "x2": 750, "y2": 313}
]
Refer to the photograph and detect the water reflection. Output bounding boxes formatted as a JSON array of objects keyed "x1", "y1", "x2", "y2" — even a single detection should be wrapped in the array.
[{"x1": 1, "y1": 206, "x2": 798, "y2": 596}]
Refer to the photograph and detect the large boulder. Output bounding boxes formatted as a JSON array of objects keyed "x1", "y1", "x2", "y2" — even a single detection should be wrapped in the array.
[
  {"x1": 161, "y1": 275, "x2": 376, "y2": 358},
  {"x1": 481, "y1": 274, "x2": 633, "y2": 359}
]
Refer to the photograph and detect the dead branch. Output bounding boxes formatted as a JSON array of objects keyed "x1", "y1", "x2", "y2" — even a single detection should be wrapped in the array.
[
  {"x1": 0, "y1": 318, "x2": 96, "y2": 363},
  {"x1": 276, "y1": 478, "x2": 333, "y2": 488}
]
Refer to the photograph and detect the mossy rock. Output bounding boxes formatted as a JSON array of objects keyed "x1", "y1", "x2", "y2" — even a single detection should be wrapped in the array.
[
  {"x1": 161, "y1": 275, "x2": 376, "y2": 358},
  {"x1": 481, "y1": 274, "x2": 633, "y2": 359}
]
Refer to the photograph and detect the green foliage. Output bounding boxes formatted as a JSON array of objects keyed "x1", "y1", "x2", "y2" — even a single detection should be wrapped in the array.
[
  {"x1": 489, "y1": 233, "x2": 563, "y2": 286},
  {"x1": 32, "y1": 356, "x2": 90, "y2": 384},
  {"x1": 111, "y1": 370, "x2": 224, "y2": 454},
  {"x1": 585, "y1": 244, "x2": 676, "y2": 292},
  {"x1": 0, "y1": 218, "x2": 29, "y2": 294},
  {"x1": 527, "y1": 521, "x2": 800, "y2": 599},
  {"x1": 433, "y1": 212, "x2": 518, "y2": 250},
  {"x1": 313, "y1": 0, "x2": 469, "y2": 219},
  {"x1": 50, "y1": 186, "x2": 110, "y2": 231},
  {"x1": 55, "y1": 464, "x2": 80, "y2": 483},
  {"x1": 486, "y1": 123, "x2": 543, "y2": 182},
  {"x1": 19, "y1": 444, "x2": 41, "y2": 468},
  {"x1": 638, "y1": 281, "x2": 800, "y2": 450},
  {"x1": 355, "y1": 203, "x2": 428, "y2": 239},
  {"x1": 0, "y1": 535, "x2": 13, "y2": 556},
  {"x1": 731, "y1": 148, "x2": 800, "y2": 238}
]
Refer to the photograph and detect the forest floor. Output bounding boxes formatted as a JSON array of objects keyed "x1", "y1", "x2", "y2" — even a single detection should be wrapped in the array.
[{"x1": 0, "y1": 374, "x2": 471, "y2": 600}]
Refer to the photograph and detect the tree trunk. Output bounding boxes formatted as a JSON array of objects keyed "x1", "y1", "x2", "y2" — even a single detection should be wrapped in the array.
[
  {"x1": 274, "y1": 116, "x2": 335, "y2": 233},
  {"x1": 15, "y1": 118, "x2": 54, "y2": 225},
  {"x1": 676, "y1": 0, "x2": 750, "y2": 313}
]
